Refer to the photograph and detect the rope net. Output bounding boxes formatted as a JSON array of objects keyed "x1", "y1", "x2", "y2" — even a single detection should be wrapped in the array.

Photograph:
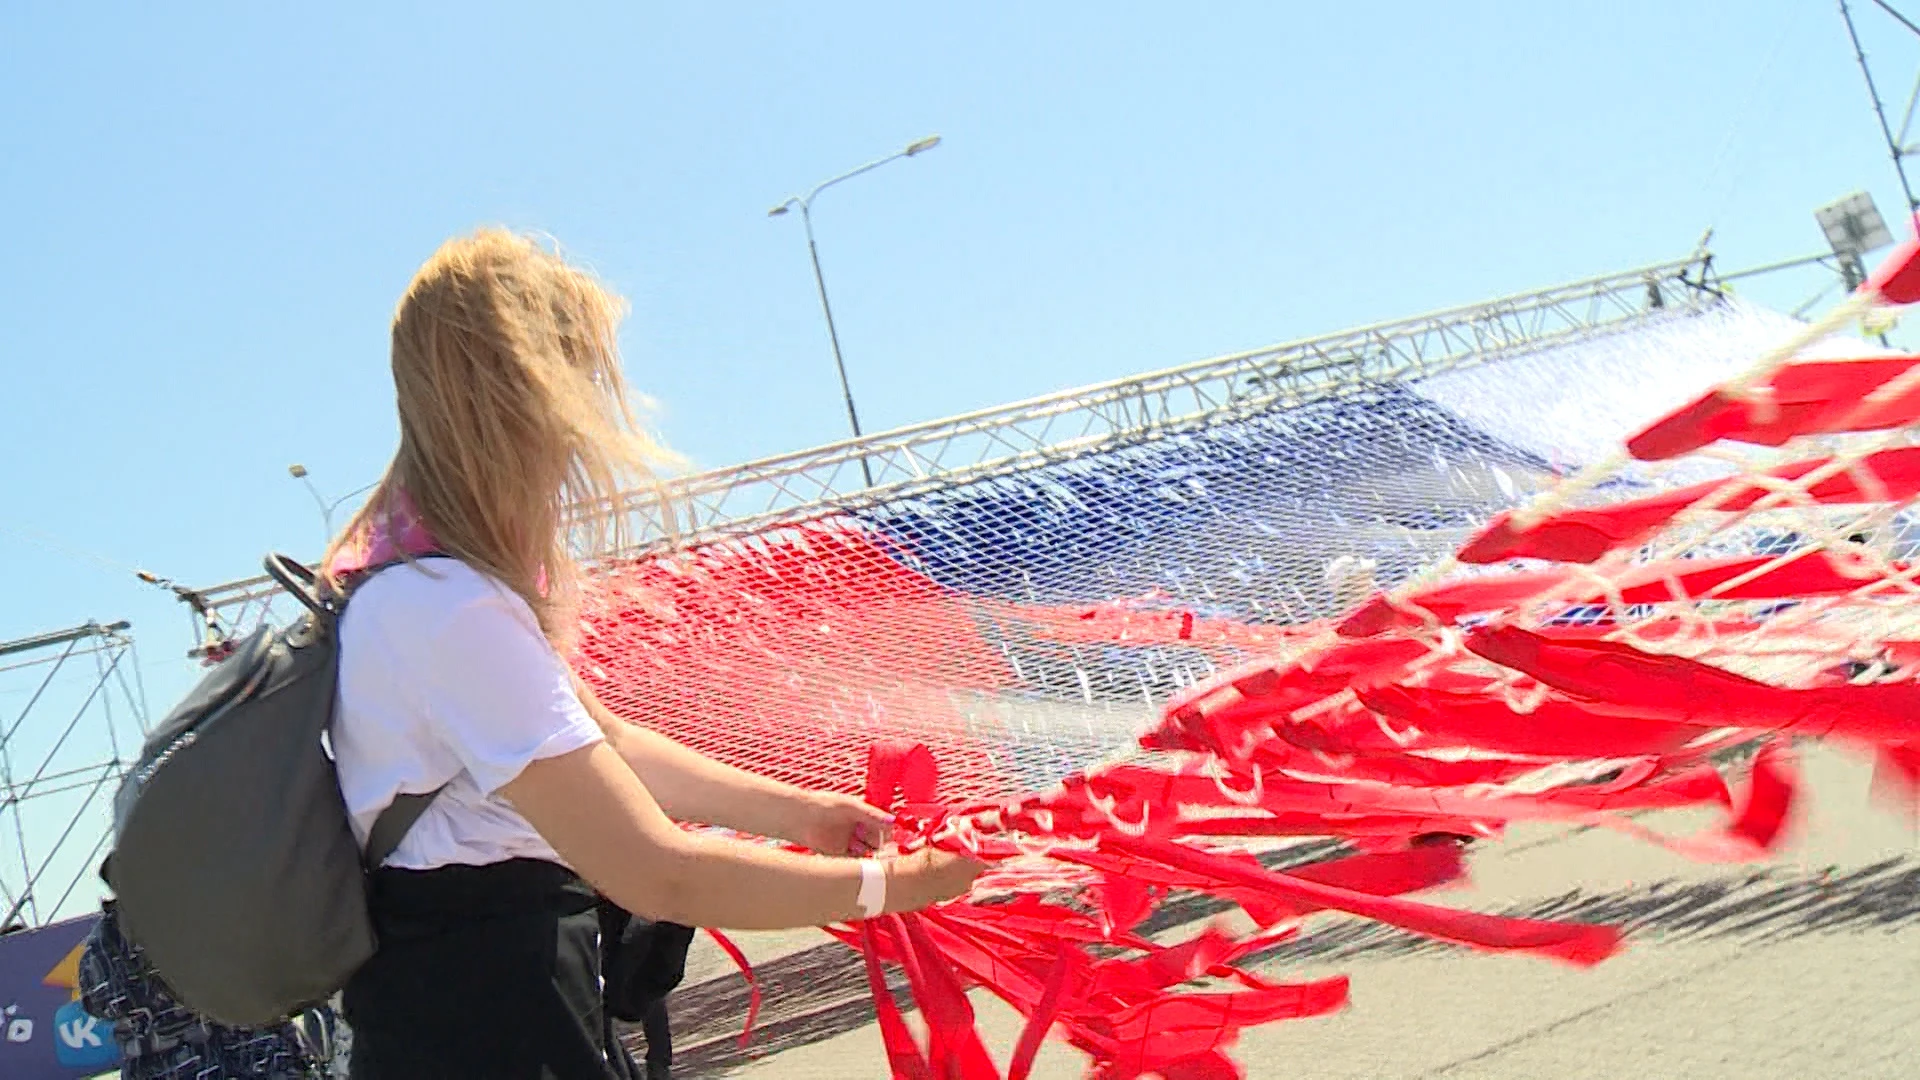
[{"x1": 573, "y1": 248, "x2": 1920, "y2": 1080}]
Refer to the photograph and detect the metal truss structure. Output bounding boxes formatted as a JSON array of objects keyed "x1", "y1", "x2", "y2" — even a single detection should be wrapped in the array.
[
  {"x1": 1841, "y1": 0, "x2": 1920, "y2": 215},
  {"x1": 174, "y1": 252, "x2": 1723, "y2": 650},
  {"x1": 0, "y1": 620, "x2": 149, "y2": 929}
]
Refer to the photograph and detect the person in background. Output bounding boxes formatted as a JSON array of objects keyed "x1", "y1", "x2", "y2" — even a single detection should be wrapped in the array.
[
  {"x1": 635, "y1": 998, "x2": 673, "y2": 1080},
  {"x1": 322, "y1": 229, "x2": 983, "y2": 1079},
  {"x1": 78, "y1": 899, "x2": 338, "y2": 1079},
  {"x1": 599, "y1": 904, "x2": 695, "y2": 1080}
]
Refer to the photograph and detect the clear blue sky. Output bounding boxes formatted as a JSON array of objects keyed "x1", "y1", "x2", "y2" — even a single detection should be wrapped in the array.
[{"x1": 5, "y1": 0, "x2": 1920, "y2": 717}]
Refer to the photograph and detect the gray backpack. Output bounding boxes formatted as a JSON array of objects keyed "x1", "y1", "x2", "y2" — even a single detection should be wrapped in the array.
[{"x1": 104, "y1": 553, "x2": 441, "y2": 1028}]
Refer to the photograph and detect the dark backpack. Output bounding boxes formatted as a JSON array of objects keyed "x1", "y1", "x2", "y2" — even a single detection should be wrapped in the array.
[
  {"x1": 597, "y1": 903, "x2": 696, "y2": 1022},
  {"x1": 103, "y1": 553, "x2": 441, "y2": 1029}
]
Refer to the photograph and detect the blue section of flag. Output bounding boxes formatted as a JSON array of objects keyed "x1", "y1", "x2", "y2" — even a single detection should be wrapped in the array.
[{"x1": 857, "y1": 384, "x2": 1547, "y2": 617}]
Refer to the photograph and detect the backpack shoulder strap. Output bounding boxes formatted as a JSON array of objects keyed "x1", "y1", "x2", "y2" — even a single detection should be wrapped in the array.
[
  {"x1": 334, "y1": 551, "x2": 452, "y2": 608},
  {"x1": 364, "y1": 791, "x2": 443, "y2": 870},
  {"x1": 261, "y1": 551, "x2": 451, "y2": 626}
]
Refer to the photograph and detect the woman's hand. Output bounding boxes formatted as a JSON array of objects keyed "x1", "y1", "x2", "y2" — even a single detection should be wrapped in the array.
[
  {"x1": 790, "y1": 791, "x2": 896, "y2": 856},
  {"x1": 788, "y1": 792, "x2": 985, "y2": 914},
  {"x1": 883, "y1": 847, "x2": 987, "y2": 913},
  {"x1": 506, "y1": 743, "x2": 978, "y2": 930}
]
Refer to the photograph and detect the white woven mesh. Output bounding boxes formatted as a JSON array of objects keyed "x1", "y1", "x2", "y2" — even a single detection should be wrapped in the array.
[{"x1": 574, "y1": 297, "x2": 1896, "y2": 807}]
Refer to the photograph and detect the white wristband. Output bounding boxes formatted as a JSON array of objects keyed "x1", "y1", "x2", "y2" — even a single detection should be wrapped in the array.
[{"x1": 856, "y1": 858, "x2": 886, "y2": 920}]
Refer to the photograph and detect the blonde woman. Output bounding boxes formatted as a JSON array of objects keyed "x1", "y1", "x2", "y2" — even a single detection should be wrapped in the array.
[{"x1": 321, "y1": 230, "x2": 982, "y2": 1079}]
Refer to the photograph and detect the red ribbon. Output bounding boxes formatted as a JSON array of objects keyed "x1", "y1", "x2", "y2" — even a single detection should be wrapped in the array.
[{"x1": 1458, "y1": 447, "x2": 1920, "y2": 564}]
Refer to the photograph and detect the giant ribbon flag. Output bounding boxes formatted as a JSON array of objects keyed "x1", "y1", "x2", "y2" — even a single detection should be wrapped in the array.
[{"x1": 565, "y1": 236, "x2": 1920, "y2": 1077}]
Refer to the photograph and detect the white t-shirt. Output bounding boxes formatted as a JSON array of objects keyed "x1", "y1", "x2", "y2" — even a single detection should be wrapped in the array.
[{"x1": 332, "y1": 558, "x2": 605, "y2": 870}]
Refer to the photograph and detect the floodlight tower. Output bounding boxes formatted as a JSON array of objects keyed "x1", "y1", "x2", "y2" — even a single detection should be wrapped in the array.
[{"x1": 1816, "y1": 190, "x2": 1896, "y2": 291}]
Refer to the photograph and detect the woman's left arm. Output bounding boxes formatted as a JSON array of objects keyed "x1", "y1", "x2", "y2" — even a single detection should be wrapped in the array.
[{"x1": 573, "y1": 678, "x2": 890, "y2": 855}]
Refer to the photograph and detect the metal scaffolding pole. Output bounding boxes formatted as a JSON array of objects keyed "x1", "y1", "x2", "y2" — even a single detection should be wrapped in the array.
[
  {"x1": 0, "y1": 620, "x2": 147, "y2": 928},
  {"x1": 171, "y1": 251, "x2": 1723, "y2": 652},
  {"x1": 1842, "y1": 0, "x2": 1920, "y2": 212}
]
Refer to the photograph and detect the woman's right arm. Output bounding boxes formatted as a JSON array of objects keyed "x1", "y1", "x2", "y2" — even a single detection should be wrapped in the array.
[
  {"x1": 500, "y1": 739, "x2": 982, "y2": 930},
  {"x1": 413, "y1": 580, "x2": 979, "y2": 928}
]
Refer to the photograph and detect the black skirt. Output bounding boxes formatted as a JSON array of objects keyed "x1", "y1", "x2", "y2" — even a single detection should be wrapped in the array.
[{"x1": 343, "y1": 858, "x2": 632, "y2": 1080}]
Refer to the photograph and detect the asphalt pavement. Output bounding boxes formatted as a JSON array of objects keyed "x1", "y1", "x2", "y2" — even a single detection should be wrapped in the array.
[{"x1": 654, "y1": 743, "x2": 1920, "y2": 1079}]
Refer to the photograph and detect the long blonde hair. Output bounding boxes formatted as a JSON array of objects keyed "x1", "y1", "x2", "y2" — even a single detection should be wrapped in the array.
[{"x1": 323, "y1": 228, "x2": 679, "y2": 646}]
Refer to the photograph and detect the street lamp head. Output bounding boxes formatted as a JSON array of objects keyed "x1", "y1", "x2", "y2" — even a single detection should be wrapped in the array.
[
  {"x1": 288, "y1": 464, "x2": 309, "y2": 479},
  {"x1": 904, "y1": 134, "x2": 941, "y2": 157},
  {"x1": 767, "y1": 203, "x2": 791, "y2": 218}
]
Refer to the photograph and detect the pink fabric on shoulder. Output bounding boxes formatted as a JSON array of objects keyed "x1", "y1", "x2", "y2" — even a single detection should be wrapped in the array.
[
  {"x1": 330, "y1": 488, "x2": 552, "y2": 595},
  {"x1": 326, "y1": 488, "x2": 551, "y2": 596},
  {"x1": 326, "y1": 488, "x2": 440, "y2": 576}
]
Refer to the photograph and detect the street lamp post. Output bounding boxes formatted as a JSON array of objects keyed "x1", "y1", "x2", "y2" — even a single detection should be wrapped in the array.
[
  {"x1": 770, "y1": 134, "x2": 941, "y2": 488},
  {"x1": 287, "y1": 464, "x2": 376, "y2": 540}
]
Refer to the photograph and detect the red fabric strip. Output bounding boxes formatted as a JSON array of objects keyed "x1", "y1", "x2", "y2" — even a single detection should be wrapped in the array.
[
  {"x1": 1466, "y1": 624, "x2": 1920, "y2": 742},
  {"x1": 1356, "y1": 684, "x2": 1714, "y2": 757},
  {"x1": 703, "y1": 929, "x2": 761, "y2": 1048},
  {"x1": 1096, "y1": 835, "x2": 1620, "y2": 966},
  {"x1": 1343, "y1": 552, "x2": 1905, "y2": 636},
  {"x1": 1627, "y1": 357, "x2": 1920, "y2": 460},
  {"x1": 893, "y1": 914, "x2": 1002, "y2": 1080},
  {"x1": 1006, "y1": 948, "x2": 1076, "y2": 1080},
  {"x1": 1458, "y1": 447, "x2": 1920, "y2": 564},
  {"x1": 860, "y1": 920, "x2": 934, "y2": 1080},
  {"x1": 1873, "y1": 744, "x2": 1920, "y2": 810},
  {"x1": 1867, "y1": 234, "x2": 1920, "y2": 303}
]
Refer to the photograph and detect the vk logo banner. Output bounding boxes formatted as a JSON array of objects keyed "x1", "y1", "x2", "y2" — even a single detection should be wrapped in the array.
[
  {"x1": 0, "y1": 913, "x2": 124, "y2": 1079},
  {"x1": 52, "y1": 999, "x2": 116, "y2": 1070}
]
